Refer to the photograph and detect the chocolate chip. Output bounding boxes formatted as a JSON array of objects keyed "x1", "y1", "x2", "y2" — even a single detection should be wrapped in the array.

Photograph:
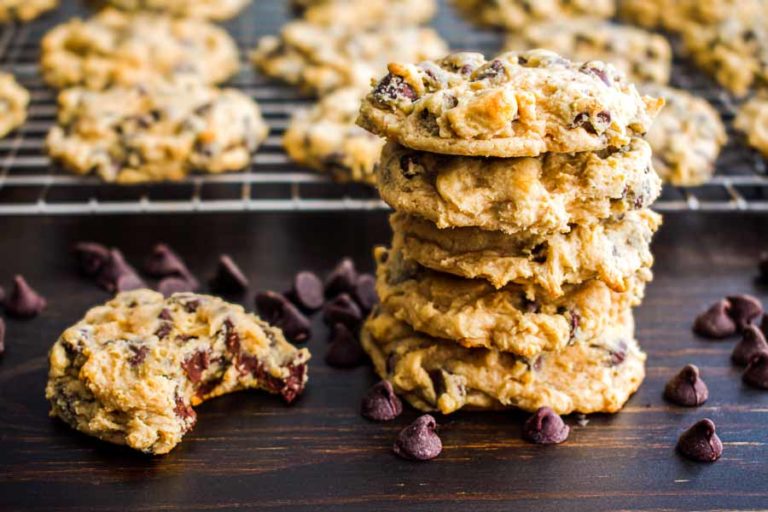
[
  {"x1": 373, "y1": 73, "x2": 417, "y2": 104},
  {"x1": 0, "y1": 318, "x2": 5, "y2": 356},
  {"x1": 97, "y1": 249, "x2": 145, "y2": 293},
  {"x1": 158, "y1": 308, "x2": 172, "y2": 321},
  {"x1": 522, "y1": 407, "x2": 570, "y2": 445},
  {"x1": 209, "y1": 254, "x2": 249, "y2": 294},
  {"x1": 157, "y1": 276, "x2": 197, "y2": 297},
  {"x1": 472, "y1": 59, "x2": 504, "y2": 81},
  {"x1": 580, "y1": 63, "x2": 611, "y2": 86},
  {"x1": 72, "y1": 242, "x2": 110, "y2": 276},
  {"x1": 322, "y1": 293, "x2": 362, "y2": 329},
  {"x1": 732, "y1": 325, "x2": 768, "y2": 366},
  {"x1": 677, "y1": 419, "x2": 723, "y2": 462},
  {"x1": 154, "y1": 322, "x2": 172, "y2": 339},
  {"x1": 361, "y1": 380, "x2": 402, "y2": 421},
  {"x1": 286, "y1": 271, "x2": 324, "y2": 312},
  {"x1": 743, "y1": 351, "x2": 768, "y2": 389},
  {"x1": 182, "y1": 350, "x2": 210, "y2": 384},
  {"x1": 352, "y1": 273, "x2": 378, "y2": 313},
  {"x1": 726, "y1": 295, "x2": 763, "y2": 331},
  {"x1": 609, "y1": 340, "x2": 628, "y2": 366},
  {"x1": 693, "y1": 300, "x2": 736, "y2": 338},
  {"x1": 325, "y1": 323, "x2": 366, "y2": 368},
  {"x1": 173, "y1": 396, "x2": 197, "y2": 429},
  {"x1": 393, "y1": 414, "x2": 442, "y2": 461},
  {"x1": 128, "y1": 345, "x2": 149, "y2": 366},
  {"x1": 144, "y1": 243, "x2": 197, "y2": 286},
  {"x1": 255, "y1": 291, "x2": 311, "y2": 343},
  {"x1": 664, "y1": 364, "x2": 709, "y2": 406},
  {"x1": 3, "y1": 275, "x2": 46, "y2": 318},
  {"x1": 324, "y1": 258, "x2": 357, "y2": 298}
]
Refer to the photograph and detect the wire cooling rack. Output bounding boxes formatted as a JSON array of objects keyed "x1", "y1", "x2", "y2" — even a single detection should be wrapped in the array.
[{"x1": 0, "y1": 0, "x2": 766, "y2": 215}]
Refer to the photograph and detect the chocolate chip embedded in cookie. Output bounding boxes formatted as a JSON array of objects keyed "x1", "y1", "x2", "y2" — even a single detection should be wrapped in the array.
[
  {"x1": 0, "y1": 0, "x2": 57, "y2": 22},
  {"x1": 294, "y1": 0, "x2": 436, "y2": 29},
  {"x1": 102, "y1": 0, "x2": 250, "y2": 20},
  {"x1": 0, "y1": 72, "x2": 28, "y2": 138},
  {"x1": 41, "y1": 9, "x2": 239, "y2": 90},
  {"x1": 45, "y1": 290, "x2": 311, "y2": 454},
  {"x1": 452, "y1": 0, "x2": 614, "y2": 30},
  {"x1": 358, "y1": 50, "x2": 663, "y2": 158}
]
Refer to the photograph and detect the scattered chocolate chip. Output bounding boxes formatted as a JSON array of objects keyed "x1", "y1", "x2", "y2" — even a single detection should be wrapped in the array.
[
  {"x1": 677, "y1": 419, "x2": 723, "y2": 462},
  {"x1": 732, "y1": 325, "x2": 768, "y2": 366},
  {"x1": 286, "y1": 271, "x2": 324, "y2": 312},
  {"x1": 157, "y1": 276, "x2": 197, "y2": 297},
  {"x1": 353, "y1": 273, "x2": 378, "y2": 313},
  {"x1": 324, "y1": 258, "x2": 357, "y2": 297},
  {"x1": 128, "y1": 345, "x2": 149, "y2": 366},
  {"x1": 726, "y1": 295, "x2": 763, "y2": 331},
  {"x1": 255, "y1": 291, "x2": 311, "y2": 343},
  {"x1": 209, "y1": 255, "x2": 249, "y2": 294},
  {"x1": 154, "y1": 322, "x2": 172, "y2": 339},
  {"x1": 73, "y1": 242, "x2": 110, "y2": 276},
  {"x1": 325, "y1": 323, "x2": 366, "y2": 368},
  {"x1": 472, "y1": 59, "x2": 504, "y2": 81},
  {"x1": 693, "y1": 300, "x2": 736, "y2": 338},
  {"x1": 609, "y1": 340, "x2": 628, "y2": 366},
  {"x1": 3, "y1": 275, "x2": 46, "y2": 318},
  {"x1": 393, "y1": 414, "x2": 442, "y2": 461},
  {"x1": 373, "y1": 73, "x2": 417, "y2": 103},
  {"x1": 322, "y1": 293, "x2": 362, "y2": 329},
  {"x1": 173, "y1": 396, "x2": 197, "y2": 428},
  {"x1": 97, "y1": 249, "x2": 145, "y2": 293},
  {"x1": 0, "y1": 317, "x2": 5, "y2": 356},
  {"x1": 182, "y1": 350, "x2": 210, "y2": 384},
  {"x1": 522, "y1": 407, "x2": 570, "y2": 445},
  {"x1": 664, "y1": 364, "x2": 709, "y2": 406},
  {"x1": 743, "y1": 351, "x2": 768, "y2": 389},
  {"x1": 361, "y1": 380, "x2": 402, "y2": 421},
  {"x1": 580, "y1": 63, "x2": 611, "y2": 86},
  {"x1": 144, "y1": 243, "x2": 197, "y2": 286}
]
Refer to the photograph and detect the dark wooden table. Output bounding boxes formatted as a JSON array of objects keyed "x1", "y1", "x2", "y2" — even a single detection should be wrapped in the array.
[{"x1": 0, "y1": 211, "x2": 767, "y2": 511}]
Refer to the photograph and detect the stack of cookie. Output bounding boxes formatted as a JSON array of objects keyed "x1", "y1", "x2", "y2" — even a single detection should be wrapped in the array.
[{"x1": 356, "y1": 49, "x2": 664, "y2": 416}]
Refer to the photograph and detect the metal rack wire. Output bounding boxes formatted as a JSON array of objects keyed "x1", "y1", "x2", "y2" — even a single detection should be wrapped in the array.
[{"x1": 0, "y1": 0, "x2": 766, "y2": 215}]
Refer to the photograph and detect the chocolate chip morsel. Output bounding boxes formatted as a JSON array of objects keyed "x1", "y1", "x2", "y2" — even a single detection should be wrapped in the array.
[
  {"x1": 732, "y1": 325, "x2": 768, "y2": 366},
  {"x1": 73, "y1": 242, "x2": 110, "y2": 277},
  {"x1": 209, "y1": 254, "x2": 249, "y2": 294},
  {"x1": 4, "y1": 275, "x2": 47, "y2": 318},
  {"x1": 743, "y1": 351, "x2": 768, "y2": 389},
  {"x1": 361, "y1": 380, "x2": 403, "y2": 421},
  {"x1": 144, "y1": 243, "x2": 198, "y2": 288},
  {"x1": 692, "y1": 299, "x2": 736, "y2": 339},
  {"x1": 522, "y1": 407, "x2": 570, "y2": 444},
  {"x1": 157, "y1": 276, "x2": 198, "y2": 298},
  {"x1": 97, "y1": 249, "x2": 146, "y2": 293},
  {"x1": 0, "y1": 317, "x2": 5, "y2": 356},
  {"x1": 393, "y1": 414, "x2": 442, "y2": 461},
  {"x1": 727, "y1": 295, "x2": 763, "y2": 331},
  {"x1": 286, "y1": 271, "x2": 324, "y2": 312},
  {"x1": 325, "y1": 323, "x2": 366, "y2": 368},
  {"x1": 353, "y1": 273, "x2": 378, "y2": 313},
  {"x1": 664, "y1": 364, "x2": 709, "y2": 406},
  {"x1": 677, "y1": 419, "x2": 723, "y2": 462},
  {"x1": 324, "y1": 258, "x2": 357, "y2": 298},
  {"x1": 322, "y1": 293, "x2": 362, "y2": 329},
  {"x1": 255, "y1": 291, "x2": 311, "y2": 343}
]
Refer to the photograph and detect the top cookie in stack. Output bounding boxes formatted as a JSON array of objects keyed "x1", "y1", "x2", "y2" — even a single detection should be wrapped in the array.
[{"x1": 357, "y1": 49, "x2": 664, "y2": 416}]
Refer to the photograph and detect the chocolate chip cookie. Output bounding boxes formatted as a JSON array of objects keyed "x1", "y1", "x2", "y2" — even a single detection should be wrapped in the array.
[
  {"x1": 41, "y1": 9, "x2": 239, "y2": 90},
  {"x1": 735, "y1": 94, "x2": 768, "y2": 158},
  {"x1": 251, "y1": 21, "x2": 448, "y2": 96},
  {"x1": 0, "y1": 0, "x2": 56, "y2": 22},
  {"x1": 0, "y1": 72, "x2": 28, "y2": 138},
  {"x1": 45, "y1": 290, "x2": 311, "y2": 454},
  {"x1": 452, "y1": 0, "x2": 614, "y2": 30},
  {"x1": 376, "y1": 139, "x2": 660, "y2": 236},
  {"x1": 619, "y1": 0, "x2": 762, "y2": 32},
  {"x1": 283, "y1": 88, "x2": 383, "y2": 185},
  {"x1": 102, "y1": 0, "x2": 250, "y2": 20},
  {"x1": 46, "y1": 81, "x2": 269, "y2": 183},
  {"x1": 361, "y1": 306, "x2": 645, "y2": 415},
  {"x1": 504, "y1": 19, "x2": 672, "y2": 85},
  {"x1": 294, "y1": 0, "x2": 436, "y2": 28},
  {"x1": 358, "y1": 50, "x2": 664, "y2": 158},
  {"x1": 391, "y1": 209, "x2": 661, "y2": 297}
]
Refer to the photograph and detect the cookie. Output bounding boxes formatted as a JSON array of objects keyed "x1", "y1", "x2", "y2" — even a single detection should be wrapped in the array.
[
  {"x1": 102, "y1": 0, "x2": 250, "y2": 20},
  {"x1": 358, "y1": 50, "x2": 664, "y2": 158},
  {"x1": 452, "y1": 0, "x2": 614, "y2": 30},
  {"x1": 504, "y1": 19, "x2": 672, "y2": 85},
  {"x1": 251, "y1": 21, "x2": 448, "y2": 96},
  {"x1": 391, "y1": 209, "x2": 661, "y2": 296},
  {"x1": 41, "y1": 9, "x2": 239, "y2": 90},
  {"x1": 0, "y1": 72, "x2": 29, "y2": 138},
  {"x1": 294, "y1": 0, "x2": 436, "y2": 28},
  {"x1": 680, "y1": 13, "x2": 768, "y2": 96},
  {"x1": 618, "y1": 0, "x2": 762, "y2": 32},
  {"x1": 46, "y1": 81, "x2": 269, "y2": 184},
  {"x1": 641, "y1": 84, "x2": 726, "y2": 186},
  {"x1": 361, "y1": 306, "x2": 645, "y2": 415},
  {"x1": 0, "y1": 0, "x2": 56, "y2": 21},
  {"x1": 283, "y1": 88, "x2": 383, "y2": 185},
  {"x1": 376, "y1": 139, "x2": 661, "y2": 236},
  {"x1": 45, "y1": 290, "x2": 311, "y2": 455},
  {"x1": 374, "y1": 247, "x2": 649, "y2": 359},
  {"x1": 735, "y1": 95, "x2": 768, "y2": 158}
]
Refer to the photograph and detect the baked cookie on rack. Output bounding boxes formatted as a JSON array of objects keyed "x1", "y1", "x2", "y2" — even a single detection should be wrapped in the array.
[
  {"x1": 292, "y1": 0, "x2": 436, "y2": 28},
  {"x1": 504, "y1": 19, "x2": 672, "y2": 85},
  {"x1": 0, "y1": 72, "x2": 29, "y2": 138},
  {"x1": 46, "y1": 80, "x2": 268, "y2": 184},
  {"x1": 101, "y1": 0, "x2": 251, "y2": 20},
  {"x1": 735, "y1": 95, "x2": 768, "y2": 159},
  {"x1": 361, "y1": 306, "x2": 645, "y2": 415},
  {"x1": 451, "y1": 0, "x2": 614, "y2": 30},
  {"x1": 41, "y1": 9, "x2": 239, "y2": 90},
  {"x1": 375, "y1": 139, "x2": 661, "y2": 236},
  {"x1": 358, "y1": 50, "x2": 663, "y2": 158},
  {"x1": 283, "y1": 88, "x2": 383, "y2": 185},
  {"x1": 641, "y1": 84, "x2": 726, "y2": 186},
  {"x1": 46, "y1": 290, "x2": 310, "y2": 455},
  {"x1": 251, "y1": 21, "x2": 448, "y2": 96},
  {"x1": 0, "y1": 0, "x2": 56, "y2": 22}
]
